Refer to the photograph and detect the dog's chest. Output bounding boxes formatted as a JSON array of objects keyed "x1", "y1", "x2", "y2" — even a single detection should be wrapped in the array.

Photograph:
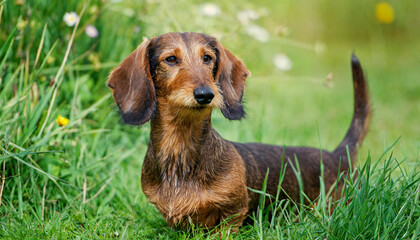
[
  {"x1": 143, "y1": 180, "x2": 226, "y2": 227},
  {"x1": 141, "y1": 140, "x2": 249, "y2": 227}
]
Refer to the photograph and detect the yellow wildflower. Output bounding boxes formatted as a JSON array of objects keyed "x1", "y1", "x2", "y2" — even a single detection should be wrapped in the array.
[
  {"x1": 375, "y1": 2, "x2": 395, "y2": 24},
  {"x1": 56, "y1": 115, "x2": 69, "y2": 127}
]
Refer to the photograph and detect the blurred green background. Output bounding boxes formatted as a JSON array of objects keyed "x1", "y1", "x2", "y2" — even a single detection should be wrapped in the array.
[
  {"x1": 3, "y1": 0, "x2": 419, "y2": 159},
  {"x1": 1, "y1": 0, "x2": 419, "y2": 238}
]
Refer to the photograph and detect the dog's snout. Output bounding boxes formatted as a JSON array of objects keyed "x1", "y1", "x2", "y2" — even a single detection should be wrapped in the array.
[{"x1": 193, "y1": 87, "x2": 214, "y2": 105}]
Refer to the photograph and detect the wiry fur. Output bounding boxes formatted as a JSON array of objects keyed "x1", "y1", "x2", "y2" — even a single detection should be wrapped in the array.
[{"x1": 107, "y1": 32, "x2": 371, "y2": 229}]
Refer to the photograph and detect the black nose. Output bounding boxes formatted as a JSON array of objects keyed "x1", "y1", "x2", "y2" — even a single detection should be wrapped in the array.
[{"x1": 193, "y1": 87, "x2": 214, "y2": 105}]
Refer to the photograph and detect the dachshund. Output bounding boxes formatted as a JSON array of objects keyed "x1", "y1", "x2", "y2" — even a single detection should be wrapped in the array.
[{"x1": 107, "y1": 32, "x2": 371, "y2": 229}]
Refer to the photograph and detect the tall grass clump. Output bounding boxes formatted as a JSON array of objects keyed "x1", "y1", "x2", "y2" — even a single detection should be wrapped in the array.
[
  {"x1": 0, "y1": 1, "x2": 154, "y2": 238},
  {"x1": 248, "y1": 141, "x2": 420, "y2": 239}
]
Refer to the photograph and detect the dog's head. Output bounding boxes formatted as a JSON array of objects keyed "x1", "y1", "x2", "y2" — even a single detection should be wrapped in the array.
[{"x1": 107, "y1": 32, "x2": 250, "y2": 125}]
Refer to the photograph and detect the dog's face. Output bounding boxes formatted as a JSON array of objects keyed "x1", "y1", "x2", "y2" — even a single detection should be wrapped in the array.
[
  {"x1": 107, "y1": 32, "x2": 250, "y2": 125},
  {"x1": 149, "y1": 33, "x2": 224, "y2": 112}
]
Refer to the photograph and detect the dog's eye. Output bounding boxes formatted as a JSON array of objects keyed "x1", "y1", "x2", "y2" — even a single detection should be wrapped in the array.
[
  {"x1": 165, "y1": 56, "x2": 178, "y2": 64},
  {"x1": 203, "y1": 55, "x2": 212, "y2": 63}
]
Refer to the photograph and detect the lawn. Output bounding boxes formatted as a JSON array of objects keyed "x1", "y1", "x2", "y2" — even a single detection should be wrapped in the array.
[{"x1": 1, "y1": 0, "x2": 419, "y2": 239}]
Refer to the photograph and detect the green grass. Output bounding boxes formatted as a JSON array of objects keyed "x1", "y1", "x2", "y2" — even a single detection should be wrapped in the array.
[{"x1": 1, "y1": 0, "x2": 420, "y2": 239}]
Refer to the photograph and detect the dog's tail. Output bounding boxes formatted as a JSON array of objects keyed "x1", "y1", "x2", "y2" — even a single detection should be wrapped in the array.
[{"x1": 333, "y1": 54, "x2": 371, "y2": 165}]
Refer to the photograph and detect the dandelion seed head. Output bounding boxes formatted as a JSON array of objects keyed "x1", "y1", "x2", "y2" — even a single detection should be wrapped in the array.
[
  {"x1": 246, "y1": 24, "x2": 270, "y2": 42},
  {"x1": 237, "y1": 9, "x2": 259, "y2": 25},
  {"x1": 273, "y1": 54, "x2": 293, "y2": 71},
  {"x1": 200, "y1": 3, "x2": 221, "y2": 17}
]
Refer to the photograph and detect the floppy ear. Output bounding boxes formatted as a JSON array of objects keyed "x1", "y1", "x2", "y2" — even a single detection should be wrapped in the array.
[
  {"x1": 107, "y1": 40, "x2": 156, "y2": 125},
  {"x1": 215, "y1": 44, "x2": 250, "y2": 120}
]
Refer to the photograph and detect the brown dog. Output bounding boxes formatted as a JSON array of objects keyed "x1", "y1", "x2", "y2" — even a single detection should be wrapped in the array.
[{"x1": 107, "y1": 32, "x2": 371, "y2": 229}]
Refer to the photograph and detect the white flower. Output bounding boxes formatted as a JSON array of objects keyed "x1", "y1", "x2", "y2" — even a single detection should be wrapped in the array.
[
  {"x1": 273, "y1": 54, "x2": 293, "y2": 71},
  {"x1": 63, "y1": 12, "x2": 79, "y2": 27},
  {"x1": 246, "y1": 24, "x2": 270, "y2": 42},
  {"x1": 85, "y1": 25, "x2": 98, "y2": 38},
  {"x1": 200, "y1": 3, "x2": 221, "y2": 17},
  {"x1": 237, "y1": 9, "x2": 259, "y2": 25}
]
